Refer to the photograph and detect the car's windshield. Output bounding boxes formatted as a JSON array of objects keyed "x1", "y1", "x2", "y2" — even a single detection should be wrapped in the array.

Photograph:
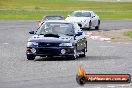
[
  {"x1": 71, "y1": 12, "x2": 91, "y2": 17},
  {"x1": 43, "y1": 16, "x2": 64, "y2": 21},
  {"x1": 36, "y1": 22, "x2": 74, "y2": 36}
]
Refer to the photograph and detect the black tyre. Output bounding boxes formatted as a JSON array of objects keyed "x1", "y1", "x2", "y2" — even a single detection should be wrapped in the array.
[
  {"x1": 88, "y1": 21, "x2": 92, "y2": 29},
  {"x1": 27, "y1": 55, "x2": 35, "y2": 60},
  {"x1": 80, "y1": 47, "x2": 86, "y2": 57},
  {"x1": 80, "y1": 42, "x2": 87, "y2": 57},
  {"x1": 95, "y1": 20, "x2": 100, "y2": 30}
]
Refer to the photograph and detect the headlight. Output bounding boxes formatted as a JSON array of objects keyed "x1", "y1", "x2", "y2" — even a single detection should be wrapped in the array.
[
  {"x1": 59, "y1": 43, "x2": 72, "y2": 46},
  {"x1": 27, "y1": 42, "x2": 38, "y2": 47},
  {"x1": 32, "y1": 42, "x2": 38, "y2": 46},
  {"x1": 31, "y1": 48, "x2": 36, "y2": 53}
]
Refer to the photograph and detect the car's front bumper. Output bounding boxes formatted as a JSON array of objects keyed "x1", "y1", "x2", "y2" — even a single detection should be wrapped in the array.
[{"x1": 26, "y1": 46, "x2": 75, "y2": 57}]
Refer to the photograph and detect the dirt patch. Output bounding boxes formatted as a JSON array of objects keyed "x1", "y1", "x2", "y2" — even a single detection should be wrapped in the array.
[{"x1": 92, "y1": 29, "x2": 132, "y2": 42}]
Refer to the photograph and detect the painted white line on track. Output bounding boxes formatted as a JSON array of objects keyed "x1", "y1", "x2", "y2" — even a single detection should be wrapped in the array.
[
  {"x1": 116, "y1": 42, "x2": 132, "y2": 45},
  {"x1": 3, "y1": 43, "x2": 8, "y2": 45},
  {"x1": 99, "y1": 46, "x2": 115, "y2": 48},
  {"x1": 76, "y1": 87, "x2": 101, "y2": 88},
  {"x1": 124, "y1": 42, "x2": 132, "y2": 45},
  {"x1": 107, "y1": 41, "x2": 111, "y2": 43},
  {"x1": 107, "y1": 86, "x2": 116, "y2": 88},
  {"x1": 120, "y1": 84, "x2": 132, "y2": 87}
]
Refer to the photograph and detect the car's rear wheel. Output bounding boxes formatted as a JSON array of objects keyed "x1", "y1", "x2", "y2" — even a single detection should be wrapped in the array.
[
  {"x1": 27, "y1": 55, "x2": 35, "y2": 60},
  {"x1": 95, "y1": 20, "x2": 100, "y2": 30}
]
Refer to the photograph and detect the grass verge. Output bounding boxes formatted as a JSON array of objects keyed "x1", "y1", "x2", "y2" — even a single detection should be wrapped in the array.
[
  {"x1": 0, "y1": 0, "x2": 132, "y2": 20},
  {"x1": 0, "y1": 9, "x2": 132, "y2": 20},
  {"x1": 124, "y1": 31, "x2": 132, "y2": 38},
  {"x1": 93, "y1": 29, "x2": 132, "y2": 42}
]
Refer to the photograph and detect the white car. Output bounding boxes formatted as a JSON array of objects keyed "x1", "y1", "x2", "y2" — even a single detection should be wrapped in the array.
[{"x1": 65, "y1": 10, "x2": 100, "y2": 30}]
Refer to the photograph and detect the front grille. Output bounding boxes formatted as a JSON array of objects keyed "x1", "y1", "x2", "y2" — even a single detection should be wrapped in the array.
[
  {"x1": 38, "y1": 43, "x2": 60, "y2": 47},
  {"x1": 37, "y1": 48, "x2": 60, "y2": 55}
]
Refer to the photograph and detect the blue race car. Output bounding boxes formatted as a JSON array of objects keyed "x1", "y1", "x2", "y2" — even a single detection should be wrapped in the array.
[{"x1": 26, "y1": 20, "x2": 87, "y2": 60}]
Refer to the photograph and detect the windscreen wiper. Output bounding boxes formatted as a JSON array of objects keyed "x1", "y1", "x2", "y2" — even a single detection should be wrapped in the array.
[{"x1": 66, "y1": 34, "x2": 74, "y2": 36}]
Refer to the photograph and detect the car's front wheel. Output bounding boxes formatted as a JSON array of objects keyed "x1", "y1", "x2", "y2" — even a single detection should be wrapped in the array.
[
  {"x1": 27, "y1": 55, "x2": 35, "y2": 60},
  {"x1": 69, "y1": 46, "x2": 78, "y2": 60},
  {"x1": 88, "y1": 21, "x2": 92, "y2": 30},
  {"x1": 80, "y1": 42, "x2": 87, "y2": 57},
  {"x1": 95, "y1": 20, "x2": 100, "y2": 30}
]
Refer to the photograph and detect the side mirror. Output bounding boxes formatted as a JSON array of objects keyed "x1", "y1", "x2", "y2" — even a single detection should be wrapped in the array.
[
  {"x1": 29, "y1": 30, "x2": 35, "y2": 34},
  {"x1": 92, "y1": 16, "x2": 95, "y2": 18},
  {"x1": 76, "y1": 32, "x2": 83, "y2": 36}
]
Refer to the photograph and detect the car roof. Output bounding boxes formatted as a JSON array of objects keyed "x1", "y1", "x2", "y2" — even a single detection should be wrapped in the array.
[
  {"x1": 44, "y1": 20, "x2": 74, "y2": 24},
  {"x1": 44, "y1": 15, "x2": 64, "y2": 18},
  {"x1": 73, "y1": 10, "x2": 93, "y2": 13}
]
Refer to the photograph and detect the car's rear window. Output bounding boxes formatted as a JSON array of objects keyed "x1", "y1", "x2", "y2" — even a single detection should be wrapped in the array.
[
  {"x1": 71, "y1": 12, "x2": 91, "y2": 17},
  {"x1": 43, "y1": 16, "x2": 64, "y2": 21}
]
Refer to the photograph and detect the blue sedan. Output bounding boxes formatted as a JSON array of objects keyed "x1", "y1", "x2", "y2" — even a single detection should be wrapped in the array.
[{"x1": 26, "y1": 20, "x2": 87, "y2": 60}]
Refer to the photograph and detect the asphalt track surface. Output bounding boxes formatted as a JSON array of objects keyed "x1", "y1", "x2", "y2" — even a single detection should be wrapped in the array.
[{"x1": 0, "y1": 20, "x2": 132, "y2": 88}]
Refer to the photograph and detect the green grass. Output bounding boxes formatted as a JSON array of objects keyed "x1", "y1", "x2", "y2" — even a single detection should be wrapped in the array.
[
  {"x1": 0, "y1": 0, "x2": 132, "y2": 20},
  {"x1": 124, "y1": 31, "x2": 132, "y2": 38},
  {"x1": 0, "y1": 9, "x2": 132, "y2": 20},
  {"x1": 0, "y1": 10, "x2": 70, "y2": 20}
]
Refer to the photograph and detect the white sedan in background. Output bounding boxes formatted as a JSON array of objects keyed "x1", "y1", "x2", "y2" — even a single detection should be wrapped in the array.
[{"x1": 65, "y1": 10, "x2": 100, "y2": 30}]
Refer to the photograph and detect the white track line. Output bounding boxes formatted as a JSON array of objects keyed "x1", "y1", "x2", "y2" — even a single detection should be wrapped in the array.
[{"x1": 3, "y1": 43, "x2": 9, "y2": 45}]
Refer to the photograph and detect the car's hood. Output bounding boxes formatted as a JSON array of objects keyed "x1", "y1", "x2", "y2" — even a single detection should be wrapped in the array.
[
  {"x1": 65, "y1": 17, "x2": 90, "y2": 23},
  {"x1": 28, "y1": 35, "x2": 73, "y2": 43}
]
